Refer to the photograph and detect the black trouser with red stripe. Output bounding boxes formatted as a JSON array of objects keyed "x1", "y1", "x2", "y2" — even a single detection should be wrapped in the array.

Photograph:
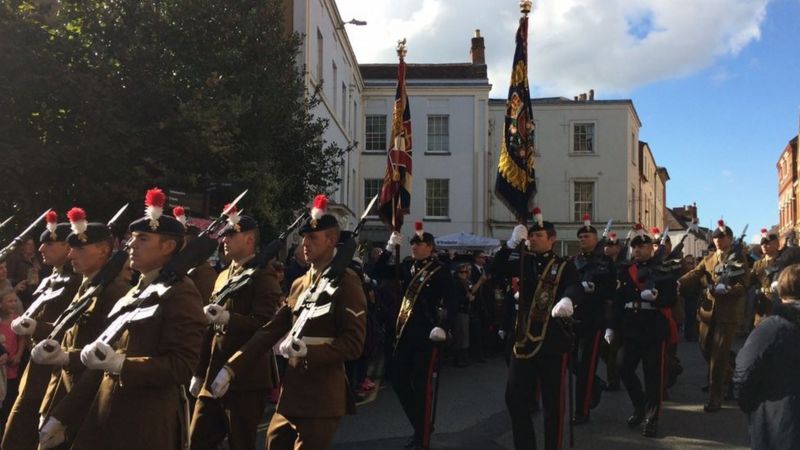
[
  {"x1": 574, "y1": 328, "x2": 603, "y2": 418},
  {"x1": 505, "y1": 352, "x2": 568, "y2": 450},
  {"x1": 393, "y1": 338, "x2": 439, "y2": 446},
  {"x1": 619, "y1": 336, "x2": 666, "y2": 422}
]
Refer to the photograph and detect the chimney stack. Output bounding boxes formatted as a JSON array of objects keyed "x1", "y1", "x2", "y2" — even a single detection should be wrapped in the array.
[{"x1": 470, "y1": 29, "x2": 485, "y2": 65}]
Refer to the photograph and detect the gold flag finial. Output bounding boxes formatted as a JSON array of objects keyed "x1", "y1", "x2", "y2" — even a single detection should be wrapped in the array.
[
  {"x1": 396, "y1": 38, "x2": 407, "y2": 58},
  {"x1": 520, "y1": 0, "x2": 532, "y2": 15}
]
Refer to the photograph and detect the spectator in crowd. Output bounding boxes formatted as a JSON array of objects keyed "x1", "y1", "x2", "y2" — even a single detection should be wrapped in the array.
[
  {"x1": 452, "y1": 263, "x2": 472, "y2": 368},
  {"x1": 283, "y1": 244, "x2": 308, "y2": 292},
  {"x1": 734, "y1": 263, "x2": 800, "y2": 449},
  {"x1": 0, "y1": 263, "x2": 11, "y2": 292},
  {"x1": 5, "y1": 237, "x2": 42, "y2": 307},
  {"x1": 0, "y1": 288, "x2": 23, "y2": 434}
]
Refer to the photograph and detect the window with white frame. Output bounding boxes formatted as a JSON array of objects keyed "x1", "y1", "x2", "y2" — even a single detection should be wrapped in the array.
[
  {"x1": 427, "y1": 115, "x2": 450, "y2": 153},
  {"x1": 365, "y1": 115, "x2": 387, "y2": 152},
  {"x1": 573, "y1": 181, "x2": 594, "y2": 221},
  {"x1": 573, "y1": 123, "x2": 595, "y2": 153},
  {"x1": 341, "y1": 83, "x2": 347, "y2": 123},
  {"x1": 316, "y1": 29, "x2": 323, "y2": 84},
  {"x1": 332, "y1": 62, "x2": 337, "y2": 109},
  {"x1": 364, "y1": 178, "x2": 383, "y2": 213},
  {"x1": 426, "y1": 179, "x2": 450, "y2": 218}
]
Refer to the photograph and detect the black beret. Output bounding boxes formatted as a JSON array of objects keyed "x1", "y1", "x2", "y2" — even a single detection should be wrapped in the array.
[
  {"x1": 220, "y1": 215, "x2": 259, "y2": 237},
  {"x1": 40, "y1": 223, "x2": 72, "y2": 243},
  {"x1": 529, "y1": 221, "x2": 556, "y2": 234},
  {"x1": 711, "y1": 226, "x2": 733, "y2": 239},
  {"x1": 129, "y1": 215, "x2": 185, "y2": 236},
  {"x1": 67, "y1": 223, "x2": 112, "y2": 247},
  {"x1": 410, "y1": 232, "x2": 435, "y2": 246},
  {"x1": 299, "y1": 214, "x2": 339, "y2": 235},
  {"x1": 760, "y1": 234, "x2": 778, "y2": 245},
  {"x1": 576, "y1": 225, "x2": 597, "y2": 237},
  {"x1": 630, "y1": 234, "x2": 653, "y2": 247}
]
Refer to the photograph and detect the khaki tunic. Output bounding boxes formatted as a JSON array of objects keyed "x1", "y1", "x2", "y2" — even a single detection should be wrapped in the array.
[
  {"x1": 679, "y1": 250, "x2": 749, "y2": 325},
  {"x1": 68, "y1": 274, "x2": 206, "y2": 450},
  {"x1": 196, "y1": 260, "x2": 283, "y2": 395},
  {"x1": 189, "y1": 261, "x2": 217, "y2": 305},
  {"x1": 2, "y1": 267, "x2": 80, "y2": 450},
  {"x1": 40, "y1": 273, "x2": 131, "y2": 423},
  {"x1": 227, "y1": 267, "x2": 366, "y2": 418},
  {"x1": 751, "y1": 257, "x2": 774, "y2": 326}
]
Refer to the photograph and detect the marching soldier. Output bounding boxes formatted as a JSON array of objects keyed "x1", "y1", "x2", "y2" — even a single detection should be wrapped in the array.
[
  {"x1": 2, "y1": 212, "x2": 81, "y2": 450},
  {"x1": 188, "y1": 208, "x2": 283, "y2": 450},
  {"x1": 606, "y1": 225, "x2": 677, "y2": 438},
  {"x1": 600, "y1": 232, "x2": 623, "y2": 391},
  {"x1": 207, "y1": 196, "x2": 366, "y2": 450},
  {"x1": 493, "y1": 209, "x2": 583, "y2": 450},
  {"x1": 30, "y1": 207, "x2": 130, "y2": 446},
  {"x1": 38, "y1": 188, "x2": 207, "y2": 449},
  {"x1": 750, "y1": 228, "x2": 800, "y2": 327},
  {"x1": 371, "y1": 222, "x2": 457, "y2": 450},
  {"x1": 678, "y1": 219, "x2": 749, "y2": 412},
  {"x1": 174, "y1": 206, "x2": 217, "y2": 305},
  {"x1": 571, "y1": 214, "x2": 615, "y2": 424}
]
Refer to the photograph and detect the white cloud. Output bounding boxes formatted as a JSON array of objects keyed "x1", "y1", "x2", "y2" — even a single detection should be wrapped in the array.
[{"x1": 336, "y1": 0, "x2": 770, "y2": 97}]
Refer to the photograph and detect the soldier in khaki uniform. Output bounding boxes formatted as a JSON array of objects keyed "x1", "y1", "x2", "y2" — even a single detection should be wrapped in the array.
[
  {"x1": 2, "y1": 213, "x2": 81, "y2": 450},
  {"x1": 37, "y1": 188, "x2": 207, "y2": 450},
  {"x1": 750, "y1": 229, "x2": 800, "y2": 327},
  {"x1": 678, "y1": 220, "x2": 749, "y2": 412},
  {"x1": 173, "y1": 207, "x2": 217, "y2": 305},
  {"x1": 29, "y1": 208, "x2": 130, "y2": 446},
  {"x1": 189, "y1": 211, "x2": 282, "y2": 450},
  {"x1": 208, "y1": 203, "x2": 366, "y2": 450}
]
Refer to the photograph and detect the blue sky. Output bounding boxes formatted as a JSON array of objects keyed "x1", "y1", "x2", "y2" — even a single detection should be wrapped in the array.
[{"x1": 337, "y1": 0, "x2": 800, "y2": 242}]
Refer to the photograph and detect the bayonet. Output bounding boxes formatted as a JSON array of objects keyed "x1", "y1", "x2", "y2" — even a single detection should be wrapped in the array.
[
  {"x1": 0, "y1": 209, "x2": 51, "y2": 263},
  {"x1": 106, "y1": 203, "x2": 129, "y2": 228},
  {"x1": 0, "y1": 216, "x2": 13, "y2": 230}
]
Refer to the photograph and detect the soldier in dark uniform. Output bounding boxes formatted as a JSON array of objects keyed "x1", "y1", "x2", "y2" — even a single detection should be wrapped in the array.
[
  {"x1": 571, "y1": 215, "x2": 615, "y2": 424},
  {"x1": 493, "y1": 209, "x2": 583, "y2": 450},
  {"x1": 38, "y1": 188, "x2": 207, "y2": 450},
  {"x1": 751, "y1": 228, "x2": 800, "y2": 327},
  {"x1": 3, "y1": 212, "x2": 81, "y2": 450},
  {"x1": 371, "y1": 222, "x2": 457, "y2": 450},
  {"x1": 31, "y1": 207, "x2": 131, "y2": 448},
  {"x1": 600, "y1": 232, "x2": 623, "y2": 391},
  {"x1": 606, "y1": 225, "x2": 677, "y2": 438},
  {"x1": 208, "y1": 197, "x2": 367, "y2": 450},
  {"x1": 189, "y1": 210, "x2": 283, "y2": 450}
]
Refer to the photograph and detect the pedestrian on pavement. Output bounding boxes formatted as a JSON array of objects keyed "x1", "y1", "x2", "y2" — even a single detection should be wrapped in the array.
[{"x1": 734, "y1": 263, "x2": 800, "y2": 450}]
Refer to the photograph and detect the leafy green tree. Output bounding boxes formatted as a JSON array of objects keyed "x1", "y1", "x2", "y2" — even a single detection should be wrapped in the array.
[{"x1": 0, "y1": 0, "x2": 346, "y2": 239}]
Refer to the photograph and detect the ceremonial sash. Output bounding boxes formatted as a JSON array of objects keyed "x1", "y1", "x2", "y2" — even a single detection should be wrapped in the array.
[
  {"x1": 514, "y1": 258, "x2": 566, "y2": 358},
  {"x1": 396, "y1": 260, "x2": 442, "y2": 342}
]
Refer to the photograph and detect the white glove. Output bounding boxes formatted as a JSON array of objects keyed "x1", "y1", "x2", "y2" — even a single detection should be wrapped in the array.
[
  {"x1": 80, "y1": 341, "x2": 125, "y2": 374},
  {"x1": 713, "y1": 283, "x2": 730, "y2": 295},
  {"x1": 31, "y1": 340, "x2": 70, "y2": 366},
  {"x1": 429, "y1": 326, "x2": 447, "y2": 342},
  {"x1": 581, "y1": 281, "x2": 595, "y2": 294},
  {"x1": 770, "y1": 281, "x2": 779, "y2": 294},
  {"x1": 210, "y1": 367, "x2": 233, "y2": 399},
  {"x1": 551, "y1": 297, "x2": 574, "y2": 317},
  {"x1": 204, "y1": 304, "x2": 230, "y2": 325},
  {"x1": 604, "y1": 328, "x2": 615, "y2": 345},
  {"x1": 498, "y1": 329, "x2": 506, "y2": 340},
  {"x1": 386, "y1": 231, "x2": 403, "y2": 252},
  {"x1": 189, "y1": 376, "x2": 202, "y2": 398},
  {"x1": 507, "y1": 224, "x2": 528, "y2": 249},
  {"x1": 279, "y1": 337, "x2": 308, "y2": 358},
  {"x1": 640, "y1": 289, "x2": 659, "y2": 302},
  {"x1": 11, "y1": 316, "x2": 36, "y2": 335},
  {"x1": 38, "y1": 417, "x2": 66, "y2": 449}
]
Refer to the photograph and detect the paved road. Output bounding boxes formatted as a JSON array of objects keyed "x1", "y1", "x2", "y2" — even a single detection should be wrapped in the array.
[{"x1": 323, "y1": 339, "x2": 751, "y2": 449}]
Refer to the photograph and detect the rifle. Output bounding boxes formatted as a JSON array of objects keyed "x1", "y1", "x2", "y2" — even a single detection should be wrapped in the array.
[
  {"x1": 713, "y1": 224, "x2": 749, "y2": 287},
  {"x1": 288, "y1": 195, "x2": 377, "y2": 346},
  {"x1": 0, "y1": 210, "x2": 50, "y2": 264},
  {"x1": 207, "y1": 210, "x2": 310, "y2": 310},
  {"x1": 599, "y1": 218, "x2": 613, "y2": 245},
  {"x1": 0, "y1": 216, "x2": 13, "y2": 230}
]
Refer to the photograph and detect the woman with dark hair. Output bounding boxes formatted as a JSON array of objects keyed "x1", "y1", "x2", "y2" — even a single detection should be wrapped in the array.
[{"x1": 734, "y1": 263, "x2": 800, "y2": 449}]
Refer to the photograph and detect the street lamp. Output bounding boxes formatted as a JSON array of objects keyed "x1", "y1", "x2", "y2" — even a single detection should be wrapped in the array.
[{"x1": 337, "y1": 18, "x2": 367, "y2": 30}]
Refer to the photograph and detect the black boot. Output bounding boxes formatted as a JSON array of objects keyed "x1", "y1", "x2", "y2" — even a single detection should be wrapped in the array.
[
  {"x1": 642, "y1": 419, "x2": 658, "y2": 437},
  {"x1": 627, "y1": 408, "x2": 645, "y2": 429}
]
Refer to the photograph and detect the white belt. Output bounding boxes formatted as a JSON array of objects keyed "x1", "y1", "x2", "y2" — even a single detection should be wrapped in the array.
[
  {"x1": 302, "y1": 336, "x2": 334, "y2": 345},
  {"x1": 624, "y1": 301, "x2": 657, "y2": 311}
]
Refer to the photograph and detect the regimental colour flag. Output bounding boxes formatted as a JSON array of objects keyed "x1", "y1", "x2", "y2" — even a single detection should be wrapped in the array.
[
  {"x1": 379, "y1": 39, "x2": 413, "y2": 232},
  {"x1": 495, "y1": 13, "x2": 537, "y2": 220}
]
